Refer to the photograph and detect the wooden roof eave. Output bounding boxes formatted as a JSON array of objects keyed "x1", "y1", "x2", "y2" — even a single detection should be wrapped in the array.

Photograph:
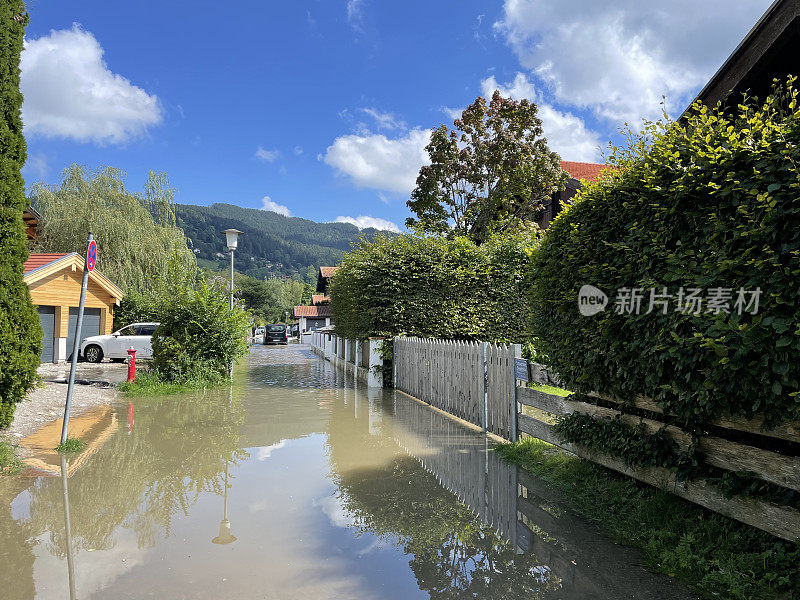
[{"x1": 24, "y1": 254, "x2": 125, "y2": 304}]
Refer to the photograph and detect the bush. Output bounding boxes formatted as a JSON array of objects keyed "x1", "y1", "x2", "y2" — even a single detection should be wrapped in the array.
[
  {"x1": 530, "y1": 79, "x2": 800, "y2": 428},
  {"x1": 0, "y1": 2, "x2": 40, "y2": 429},
  {"x1": 150, "y1": 281, "x2": 250, "y2": 383},
  {"x1": 331, "y1": 230, "x2": 538, "y2": 342}
]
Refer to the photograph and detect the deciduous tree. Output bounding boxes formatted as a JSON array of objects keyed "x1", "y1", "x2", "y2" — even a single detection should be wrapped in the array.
[{"x1": 406, "y1": 92, "x2": 567, "y2": 243}]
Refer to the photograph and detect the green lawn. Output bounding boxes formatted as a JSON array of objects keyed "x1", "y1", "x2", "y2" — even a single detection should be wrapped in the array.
[
  {"x1": 496, "y1": 437, "x2": 799, "y2": 600},
  {"x1": 0, "y1": 441, "x2": 24, "y2": 475}
]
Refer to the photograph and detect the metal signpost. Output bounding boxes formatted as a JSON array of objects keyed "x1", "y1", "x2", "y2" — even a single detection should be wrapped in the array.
[{"x1": 60, "y1": 234, "x2": 96, "y2": 445}]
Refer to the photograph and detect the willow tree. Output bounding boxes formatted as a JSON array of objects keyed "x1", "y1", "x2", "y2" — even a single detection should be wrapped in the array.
[
  {"x1": 0, "y1": 0, "x2": 41, "y2": 428},
  {"x1": 31, "y1": 165, "x2": 198, "y2": 296},
  {"x1": 406, "y1": 91, "x2": 567, "y2": 243}
]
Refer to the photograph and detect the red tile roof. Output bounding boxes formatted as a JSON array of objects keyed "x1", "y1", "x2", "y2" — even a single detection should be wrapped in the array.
[
  {"x1": 311, "y1": 294, "x2": 330, "y2": 305},
  {"x1": 23, "y1": 253, "x2": 72, "y2": 274},
  {"x1": 560, "y1": 161, "x2": 610, "y2": 182},
  {"x1": 319, "y1": 266, "x2": 338, "y2": 278},
  {"x1": 294, "y1": 305, "x2": 333, "y2": 318}
]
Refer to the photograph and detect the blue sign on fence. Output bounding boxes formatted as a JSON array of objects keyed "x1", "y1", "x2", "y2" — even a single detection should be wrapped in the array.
[{"x1": 514, "y1": 358, "x2": 529, "y2": 382}]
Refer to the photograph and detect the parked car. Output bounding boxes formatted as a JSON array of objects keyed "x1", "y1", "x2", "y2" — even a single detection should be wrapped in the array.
[
  {"x1": 80, "y1": 322, "x2": 160, "y2": 363},
  {"x1": 264, "y1": 324, "x2": 288, "y2": 345}
]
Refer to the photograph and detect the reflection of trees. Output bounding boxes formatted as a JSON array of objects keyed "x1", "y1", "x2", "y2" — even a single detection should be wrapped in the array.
[
  {"x1": 326, "y1": 393, "x2": 559, "y2": 599},
  {"x1": 0, "y1": 479, "x2": 36, "y2": 600},
  {"x1": 27, "y1": 388, "x2": 247, "y2": 557}
]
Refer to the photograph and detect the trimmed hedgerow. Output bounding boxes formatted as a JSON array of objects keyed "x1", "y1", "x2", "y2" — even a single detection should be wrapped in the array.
[
  {"x1": 530, "y1": 79, "x2": 800, "y2": 430},
  {"x1": 330, "y1": 230, "x2": 538, "y2": 343},
  {"x1": 0, "y1": 2, "x2": 41, "y2": 429},
  {"x1": 150, "y1": 281, "x2": 250, "y2": 384}
]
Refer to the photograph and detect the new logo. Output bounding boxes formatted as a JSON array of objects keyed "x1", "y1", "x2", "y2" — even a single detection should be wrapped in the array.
[{"x1": 578, "y1": 284, "x2": 608, "y2": 316}]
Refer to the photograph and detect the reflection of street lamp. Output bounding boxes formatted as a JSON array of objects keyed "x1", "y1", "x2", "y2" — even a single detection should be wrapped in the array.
[{"x1": 211, "y1": 462, "x2": 237, "y2": 545}]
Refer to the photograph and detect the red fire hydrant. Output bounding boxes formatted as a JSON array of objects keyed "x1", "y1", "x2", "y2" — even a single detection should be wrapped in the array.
[{"x1": 127, "y1": 347, "x2": 136, "y2": 382}]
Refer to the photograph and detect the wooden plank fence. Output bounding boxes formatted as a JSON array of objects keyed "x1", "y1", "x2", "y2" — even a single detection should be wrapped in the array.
[
  {"x1": 393, "y1": 337, "x2": 519, "y2": 439},
  {"x1": 393, "y1": 336, "x2": 800, "y2": 542},
  {"x1": 517, "y1": 362, "x2": 800, "y2": 542}
]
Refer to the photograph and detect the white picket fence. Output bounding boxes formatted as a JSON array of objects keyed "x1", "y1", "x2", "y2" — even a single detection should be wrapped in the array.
[{"x1": 393, "y1": 337, "x2": 520, "y2": 440}]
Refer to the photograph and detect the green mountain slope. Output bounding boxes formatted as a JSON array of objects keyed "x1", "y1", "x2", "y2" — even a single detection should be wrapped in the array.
[{"x1": 175, "y1": 203, "x2": 380, "y2": 281}]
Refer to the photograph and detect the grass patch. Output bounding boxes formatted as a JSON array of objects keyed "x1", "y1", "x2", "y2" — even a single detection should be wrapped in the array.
[
  {"x1": 55, "y1": 437, "x2": 86, "y2": 453},
  {"x1": 496, "y1": 437, "x2": 799, "y2": 600},
  {"x1": 0, "y1": 441, "x2": 24, "y2": 475},
  {"x1": 527, "y1": 382, "x2": 571, "y2": 397},
  {"x1": 119, "y1": 371, "x2": 223, "y2": 397}
]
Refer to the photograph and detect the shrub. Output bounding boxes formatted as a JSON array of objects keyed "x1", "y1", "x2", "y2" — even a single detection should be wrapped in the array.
[
  {"x1": 530, "y1": 79, "x2": 800, "y2": 428},
  {"x1": 0, "y1": 2, "x2": 41, "y2": 429},
  {"x1": 331, "y1": 230, "x2": 538, "y2": 342},
  {"x1": 150, "y1": 281, "x2": 250, "y2": 383}
]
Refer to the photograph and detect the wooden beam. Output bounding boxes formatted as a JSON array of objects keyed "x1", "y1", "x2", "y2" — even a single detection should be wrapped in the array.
[
  {"x1": 518, "y1": 387, "x2": 800, "y2": 492},
  {"x1": 517, "y1": 414, "x2": 800, "y2": 542}
]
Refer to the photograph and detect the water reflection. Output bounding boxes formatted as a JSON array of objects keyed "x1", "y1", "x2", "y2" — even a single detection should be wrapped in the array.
[
  {"x1": 59, "y1": 456, "x2": 76, "y2": 600},
  {"x1": 0, "y1": 345, "x2": 694, "y2": 599}
]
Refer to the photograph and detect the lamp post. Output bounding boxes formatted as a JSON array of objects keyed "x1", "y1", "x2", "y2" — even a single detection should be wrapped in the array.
[{"x1": 220, "y1": 229, "x2": 243, "y2": 311}]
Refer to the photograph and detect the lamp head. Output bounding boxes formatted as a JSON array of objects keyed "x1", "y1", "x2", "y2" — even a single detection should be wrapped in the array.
[{"x1": 220, "y1": 229, "x2": 243, "y2": 251}]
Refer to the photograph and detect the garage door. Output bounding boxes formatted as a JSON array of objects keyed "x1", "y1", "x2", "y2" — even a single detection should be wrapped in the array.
[
  {"x1": 67, "y1": 307, "x2": 102, "y2": 360},
  {"x1": 38, "y1": 306, "x2": 56, "y2": 363}
]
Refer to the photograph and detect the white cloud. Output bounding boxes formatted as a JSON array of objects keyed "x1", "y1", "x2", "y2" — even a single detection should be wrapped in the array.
[
  {"x1": 256, "y1": 440, "x2": 286, "y2": 460},
  {"x1": 323, "y1": 128, "x2": 430, "y2": 194},
  {"x1": 334, "y1": 215, "x2": 400, "y2": 232},
  {"x1": 255, "y1": 146, "x2": 281, "y2": 162},
  {"x1": 440, "y1": 106, "x2": 465, "y2": 121},
  {"x1": 496, "y1": 0, "x2": 771, "y2": 124},
  {"x1": 21, "y1": 25, "x2": 162, "y2": 144},
  {"x1": 360, "y1": 107, "x2": 406, "y2": 131},
  {"x1": 294, "y1": 145, "x2": 303, "y2": 155},
  {"x1": 346, "y1": 0, "x2": 365, "y2": 32},
  {"x1": 23, "y1": 152, "x2": 49, "y2": 181},
  {"x1": 261, "y1": 196, "x2": 291, "y2": 217},
  {"x1": 481, "y1": 73, "x2": 602, "y2": 162}
]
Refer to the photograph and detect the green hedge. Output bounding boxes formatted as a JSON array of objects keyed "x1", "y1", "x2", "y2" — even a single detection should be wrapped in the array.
[
  {"x1": 151, "y1": 281, "x2": 250, "y2": 384},
  {"x1": 530, "y1": 80, "x2": 800, "y2": 429},
  {"x1": 0, "y1": 2, "x2": 41, "y2": 429},
  {"x1": 330, "y1": 231, "x2": 538, "y2": 342}
]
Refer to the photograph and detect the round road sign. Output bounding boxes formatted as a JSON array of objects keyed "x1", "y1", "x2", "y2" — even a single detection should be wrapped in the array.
[{"x1": 86, "y1": 240, "x2": 97, "y2": 271}]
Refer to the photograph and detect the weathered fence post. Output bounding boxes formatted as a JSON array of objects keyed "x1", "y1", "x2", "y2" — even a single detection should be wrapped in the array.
[
  {"x1": 481, "y1": 341, "x2": 489, "y2": 433},
  {"x1": 511, "y1": 344, "x2": 521, "y2": 443}
]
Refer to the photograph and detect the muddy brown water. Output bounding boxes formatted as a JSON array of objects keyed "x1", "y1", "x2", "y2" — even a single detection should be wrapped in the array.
[{"x1": 0, "y1": 344, "x2": 697, "y2": 599}]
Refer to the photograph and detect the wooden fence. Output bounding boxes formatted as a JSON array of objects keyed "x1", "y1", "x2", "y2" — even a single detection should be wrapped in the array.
[
  {"x1": 392, "y1": 393, "x2": 693, "y2": 597},
  {"x1": 516, "y1": 361, "x2": 800, "y2": 542},
  {"x1": 393, "y1": 337, "x2": 518, "y2": 439},
  {"x1": 393, "y1": 335, "x2": 800, "y2": 542}
]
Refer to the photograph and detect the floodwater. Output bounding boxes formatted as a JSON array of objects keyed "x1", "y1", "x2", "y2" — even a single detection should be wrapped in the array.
[{"x1": 0, "y1": 344, "x2": 696, "y2": 600}]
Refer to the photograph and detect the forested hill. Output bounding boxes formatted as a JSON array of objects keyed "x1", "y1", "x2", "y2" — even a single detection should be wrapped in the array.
[{"x1": 175, "y1": 203, "x2": 382, "y2": 281}]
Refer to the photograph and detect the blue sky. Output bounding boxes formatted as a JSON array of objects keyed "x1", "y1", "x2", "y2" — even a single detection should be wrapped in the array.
[{"x1": 21, "y1": 0, "x2": 771, "y2": 231}]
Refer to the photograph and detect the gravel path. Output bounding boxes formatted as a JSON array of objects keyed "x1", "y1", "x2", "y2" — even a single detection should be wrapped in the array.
[{"x1": 1, "y1": 363, "x2": 125, "y2": 456}]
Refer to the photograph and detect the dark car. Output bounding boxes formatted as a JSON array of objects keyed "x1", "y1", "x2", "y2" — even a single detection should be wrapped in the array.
[{"x1": 264, "y1": 324, "x2": 288, "y2": 345}]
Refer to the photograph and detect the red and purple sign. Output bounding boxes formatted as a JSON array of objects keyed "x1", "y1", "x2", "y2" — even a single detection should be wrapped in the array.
[{"x1": 86, "y1": 239, "x2": 97, "y2": 272}]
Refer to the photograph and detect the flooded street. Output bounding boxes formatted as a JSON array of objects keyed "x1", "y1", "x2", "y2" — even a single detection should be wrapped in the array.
[{"x1": 0, "y1": 345, "x2": 695, "y2": 600}]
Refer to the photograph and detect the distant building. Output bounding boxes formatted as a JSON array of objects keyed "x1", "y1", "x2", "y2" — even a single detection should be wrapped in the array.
[
  {"x1": 294, "y1": 305, "x2": 332, "y2": 336},
  {"x1": 24, "y1": 253, "x2": 124, "y2": 363},
  {"x1": 536, "y1": 161, "x2": 611, "y2": 229},
  {"x1": 316, "y1": 266, "x2": 338, "y2": 294},
  {"x1": 311, "y1": 294, "x2": 329, "y2": 305},
  {"x1": 23, "y1": 206, "x2": 41, "y2": 243}
]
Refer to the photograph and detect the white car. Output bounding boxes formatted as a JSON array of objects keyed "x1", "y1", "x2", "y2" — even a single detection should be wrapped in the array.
[{"x1": 80, "y1": 322, "x2": 160, "y2": 363}]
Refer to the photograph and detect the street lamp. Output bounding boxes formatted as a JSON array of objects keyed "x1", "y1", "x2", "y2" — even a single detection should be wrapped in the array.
[{"x1": 220, "y1": 229, "x2": 243, "y2": 311}]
